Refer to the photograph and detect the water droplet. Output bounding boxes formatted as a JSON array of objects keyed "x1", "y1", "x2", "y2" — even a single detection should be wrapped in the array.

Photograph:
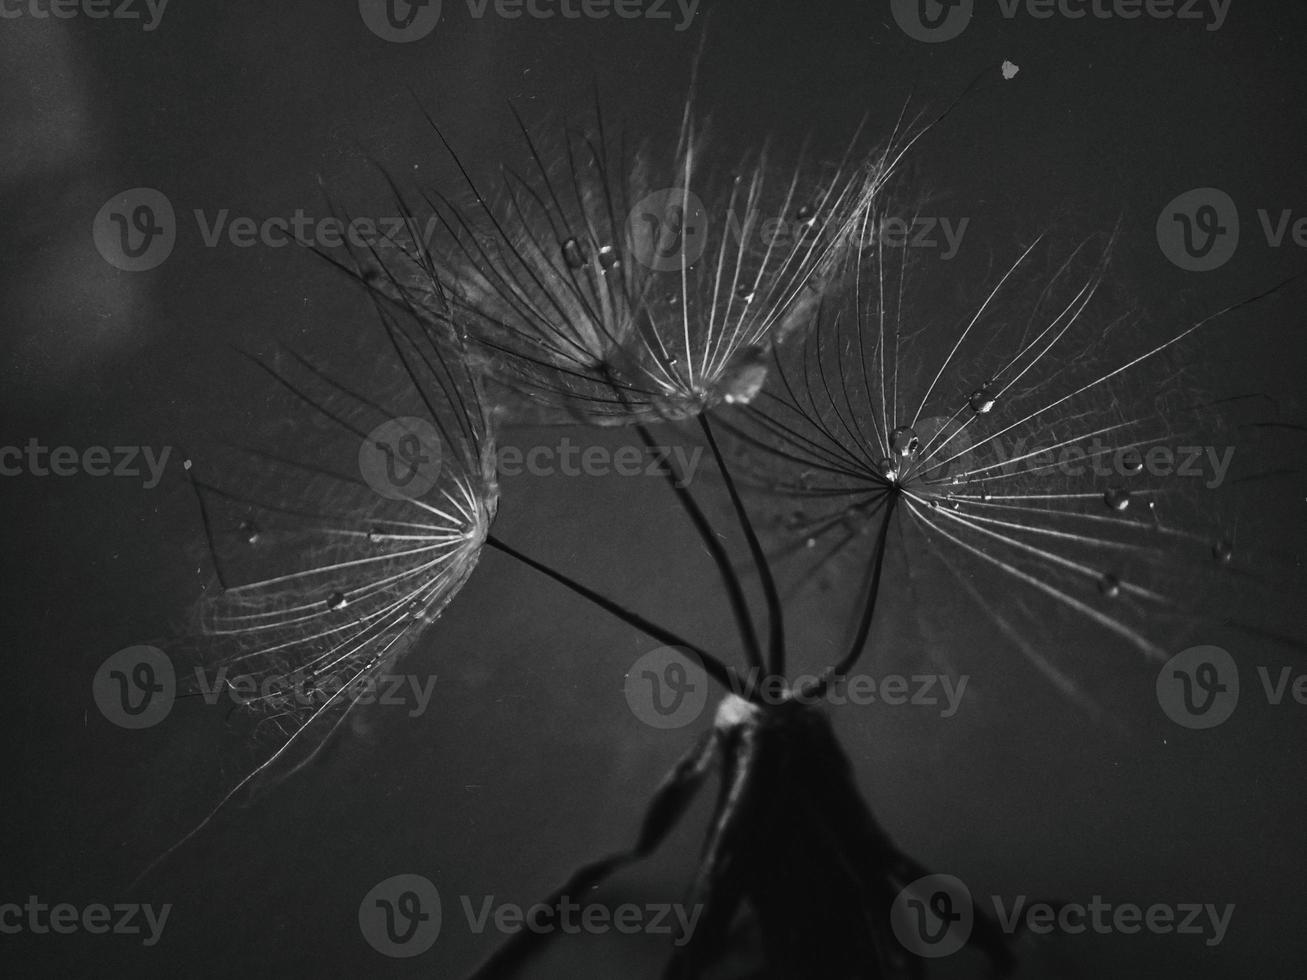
[
  {"x1": 734, "y1": 285, "x2": 755, "y2": 303},
  {"x1": 1212, "y1": 538, "x2": 1233, "y2": 563},
  {"x1": 239, "y1": 519, "x2": 260, "y2": 545},
  {"x1": 597, "y1": 244, "x2": 619, "y2": 270},
  {"x1": 1103, "y1": 487, "x2": 1131, "y2": 512},
  {"x1": 1097, "y1": 572, "x2": 1121, "y2": 598},
  {"x1": 326, "y1": 591, "x2": 348, "y2": 611},
  {"x1": 878, "y1": 457, "x2": 898, "y2": 481},
  {"x1": 805, "y1": 538, "x2": 816, "y2": 549},
  {"x1": 929, "y1": 498, "x2": 940, "y2": 509},
  {"x1": 561, "y1": 237, "x2": 589, "y2": 269},
  {"x1": 889, "y1": 425, "x2": 920, "y2": 459},
  {"x1": 968, "y1": 382, "x2": 998, "y2": 414},
  {"x1": 795, "y1": 204, "x2": 816, "y2": 226},
  {"x1": 1119, "y1": 448, "x2": 1144, "y2": 475},
  {"x1": 367, "y1": 525, "x2": 384, "y2": 544},
  {"x1": 981, "y1": 489, "x2": 992, "y2": 502},
  {"x1": 720, "y1": 346, "x2": 770, "y2": 405}
]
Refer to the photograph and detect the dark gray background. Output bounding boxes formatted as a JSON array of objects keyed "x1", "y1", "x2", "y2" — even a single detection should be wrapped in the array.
[{"x1": 2, "y1": 1, "x2": 1305, "y2": 977}]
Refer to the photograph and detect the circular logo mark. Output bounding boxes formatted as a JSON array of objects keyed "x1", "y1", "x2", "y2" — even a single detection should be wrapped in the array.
[
  {"x1": 890, "y1": 0, "x2": 974, "y2": 43},
  {"x1": 93, "y1": 188, "x2": 176, "y2": 272},
  {"x1": 1156, "y1": 188, "x2": 1239, "y2": 272},
  {"x1": 358, "y1": 0, "x2": 441, "y2": 42},
  {"x1": 891, "y1": 873, "x2": 974, "y2": 958},
  {"x1": 92, "y1": 645, "x2": 176, "y2": 729},
  {"x1": 624, "y1": 646, "x2": 709, "y2": 730},
  {"x1": 1157, "y1": 644, "x2": 1239, "y2": 729},
  {"x1": 359, "y1": 417, "x2": 444, "y2": 501},
  {"x1": 626, "y1": 188, "x2": 709, "y2": 272},
  {"x1": 359, "y1": 873, "x2": 442, "y2": 957}
]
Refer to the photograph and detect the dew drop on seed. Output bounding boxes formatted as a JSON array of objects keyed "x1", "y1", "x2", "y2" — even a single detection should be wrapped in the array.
[
  {"x1": 597, "y1": 244, "x2": 619, "y2": 270},
  {"x1": 367, "y1": 525, "x2": 384, "y2": 544},
  {"x1": 981, "y1": 489, "x2": 992, "y2": 502},
  {"x1": 326, "y1": 591, "x2": 348, "y2": 611},
  {"x1": 720, "y1": 346, "x2": 770, "y2": 405},
  {"x1": 561, "y1": 237, "x2": 589, "y2": 269},
  {"x1": 795, "y1": 204, "x2": 816, "y2": 226},
  {"x1": 1119, "y1": 448, "x2": 1144, "y2": 475},
  {"x1": 878, "y1": 457, "x2": 898, "y2": 481},
  {"x1": 239, "y1": 519, "x2": 260, "y2": 545},
  {"x1": 1097, "y1": 572, "x2": 1121, "y2": 598},
  {"x1": 1212, "y1": 538, "x2": 1233, "y2": 563},
  {"x1": 735, "y1": 285, "x2": 755, "y2": 303},
  {"x1": 889, "y1": 425, "x2": 920, "y2": 459},
  {"x1": 968, "y1": 383, "x2": 998, "y2": 414},
  {"x1": 1103, "y1": 487, "x2": 1131, "y2": 511}
]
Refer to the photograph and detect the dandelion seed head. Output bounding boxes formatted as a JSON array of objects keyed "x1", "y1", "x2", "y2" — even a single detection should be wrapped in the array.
[{"x1": 361, "y1": 93, "x2": 905, "y2": 427}]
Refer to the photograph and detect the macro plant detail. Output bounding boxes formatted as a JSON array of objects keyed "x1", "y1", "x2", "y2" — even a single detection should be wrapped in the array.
[{"x1": 141, "y1": 61, "x2": 1301, "y2": 980}]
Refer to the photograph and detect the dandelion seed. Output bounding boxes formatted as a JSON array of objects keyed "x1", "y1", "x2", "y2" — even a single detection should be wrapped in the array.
[
  {"x1": 356, "y1": 82, "x2": 944, "y2": 428},
  {"x1": 723, "y1": 206, "x2": 1304, "y2": 712},
  {"x1": 172, "y1": 291, "x2": 500, "y2": 818}
]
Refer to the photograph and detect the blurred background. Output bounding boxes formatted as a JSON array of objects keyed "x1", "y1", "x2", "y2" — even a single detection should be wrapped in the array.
[{"x1": 2, "y1": 1, "x2": 1305, "y2": 976}]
